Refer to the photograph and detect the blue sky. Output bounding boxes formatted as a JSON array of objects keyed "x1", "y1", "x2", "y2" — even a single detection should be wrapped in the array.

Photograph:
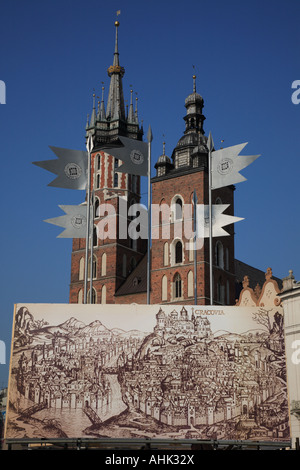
[{"x1": 0, "y1": 0, "x2": 300, "y2": 386}]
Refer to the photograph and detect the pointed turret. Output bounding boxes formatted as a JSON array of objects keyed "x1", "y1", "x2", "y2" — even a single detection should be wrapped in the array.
[
  {"x1": 98, "y1": 86, "x2": 106, "y2": 121},
  {"x1": 128, "y1": 89, "x2": 135, "y2": 123},
  {"x1": 106, "y1": 21, "x2": 126, "y2": 121},
  {"x1": 85, "y1": 21, "x2": 143, "y2": 148},
  {"x1": 155, "y1": 140, "x2": 173, "y2": 177},
  {"x1": 89, "y1": 93, "x2": 97, "y2": 127},
  {"x1": 184, "y1": 75, "x2": 205, "y2": 135},
  {"x1": 135, "y1": 96, "x2": 139, "y2": 124}
]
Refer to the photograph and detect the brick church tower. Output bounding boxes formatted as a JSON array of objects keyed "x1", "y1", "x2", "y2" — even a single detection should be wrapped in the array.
[
  {"x1": 69, "y1": 22, "x2": 236, "y2": 306},
  {"x1": 69, "y1": 21, "x2": 146, "y2": 304},
  {"x1": 150, "y1": 76, "x2": 236, "y2": 306}
]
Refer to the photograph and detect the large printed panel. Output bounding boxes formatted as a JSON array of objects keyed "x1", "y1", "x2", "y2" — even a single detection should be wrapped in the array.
[
  {"x1": 284, "y1": 315, "x2": 300, "y2": 443},
  {"x1": 5, "y1": 304, "x2": 290, "y2": 441}
]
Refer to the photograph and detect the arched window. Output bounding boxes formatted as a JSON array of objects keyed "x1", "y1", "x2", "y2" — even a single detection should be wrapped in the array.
[
  {"x1": 78, "y1": 289, "x2": 83, "y2": 304},
  {"x1": 173, "y1": 273, "x2": 182, "y2": 299},
  {"x1": 88, "y1": 287, "x2": 97, "y2": 304},
  {"x1": 162, "y1": 275, "x2": 168, "y2": 301},
  {"x1": 114, "y1": 172, "x2": 118, "y2": 187},
  {"x1": 216, "y1": 241, "x2": 224, "y2": 269},
  {"x1": 175, "y1": 240, "x2": 183, "y2": 264},
  {"x1": 174, "y1": 197, "x2": 183, "y2": 220},
  {"x1": 88, "y1": 255, "x2": 97, "y2": 279},
  {"x1": 122, "y1": 254, "x2": 127, "y2": 277},
  {"x1": 96, "y1": 174, "x2": 100, "y2": 189},
  {"x1": 79, "y1": 257, "x2": 85, "y2": 281},
  {"x1": 94, "y1": 198, "x2": 100, "y2": 218},
  {"x1": 93, "y1": 226, "x2": 98, "y2": 247},
  {"x1": 101, "y1": 253, "x2": 107, "y2": 276},
  {"x1": 101, "y1": 285, "x2": 106, "y2": 304},
  {"x1": 97, "y1": 154, "x2": 101, "y2": 170},
  {"x1": 187, "y1": 270, "x2": 194, "y2": 297},
  {"x1": 163, "y1": 242, "x2": 169, "y2": 266},
  {"x1": 225, "y1": 248, "x2": 229, "y2": 271}
]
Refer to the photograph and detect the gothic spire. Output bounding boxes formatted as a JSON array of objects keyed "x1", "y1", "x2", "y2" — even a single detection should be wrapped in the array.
[
  {"x1": 89, "y1": 93, "x2": 96, "y2": 127},
  {"x1": 106, "y1": 21, "x2": 126, "y2": 121},
  {"x1": 128, "y1": 89, "x2": 135, "y2": 123},
  {"x1": 98, "y1": 86, "x2": 106, "y2": 121},
  {"x1": 135, "y1": 96, "x2": 139, "y2": 124}
]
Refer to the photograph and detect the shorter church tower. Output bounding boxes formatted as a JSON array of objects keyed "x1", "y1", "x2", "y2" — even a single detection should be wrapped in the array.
[{"x1": 151, "y1": 76, "x2": 236, "y2": 305}]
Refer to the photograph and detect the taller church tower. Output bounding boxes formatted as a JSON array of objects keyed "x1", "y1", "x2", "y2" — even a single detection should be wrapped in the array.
[{"x1": 69, "y1": 21, "x2": 146, "y2": 304}]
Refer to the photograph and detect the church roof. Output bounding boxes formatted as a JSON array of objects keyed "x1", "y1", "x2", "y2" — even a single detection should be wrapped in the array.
[
  {"x1": 115, "y1": 256, "x2": 283, "y2": 302},
  {"x1": 115, "y1": 254, "x2": 148, "y2": 297}
]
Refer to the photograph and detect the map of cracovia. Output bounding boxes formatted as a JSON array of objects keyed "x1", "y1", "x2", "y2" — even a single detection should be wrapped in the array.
[{"x1": 5, "y1": 303, "x2": 290, "y2": 442}]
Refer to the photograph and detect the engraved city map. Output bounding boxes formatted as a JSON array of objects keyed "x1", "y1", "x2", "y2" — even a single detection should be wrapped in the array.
[{"x1": 5, "y1": 304, "x2": 290, "y2": 442}]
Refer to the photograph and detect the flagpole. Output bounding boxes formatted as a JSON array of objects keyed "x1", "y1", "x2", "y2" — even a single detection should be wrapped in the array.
[
  {"x1": 147, "y1": 126, "x2": 153, "y2": 305},
  {"x1": 89, "y1": 190, "x2": 94, "y2": 303},
  {"x1": 84, "y1": 134, "x2": 93, "y2": 304},
  {"x1": 193, "y1": 190, "x2": 198, "y2": 306},
  {"x1": 208, "y1": 133, "x2": 213, "y2": 305}
]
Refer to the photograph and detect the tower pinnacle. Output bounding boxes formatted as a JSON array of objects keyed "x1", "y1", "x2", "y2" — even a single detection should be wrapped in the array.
[{"x1": 85, "y1": 21, "x2": 143, "y2": 145}]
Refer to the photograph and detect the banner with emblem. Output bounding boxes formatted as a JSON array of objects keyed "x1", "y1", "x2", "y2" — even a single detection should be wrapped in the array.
[
  {"x1": 44, "y1": 204, "x2": 88, "y2": 238},
  {"x1": 211, "y1": 142, "x2": 260, "y2": 190},
  {"x1": 33, "y1": 146, "x2": 88, "y2": 190},
  {"x1": 106, "y1": 136, "x2": 148, "y2": 176}
]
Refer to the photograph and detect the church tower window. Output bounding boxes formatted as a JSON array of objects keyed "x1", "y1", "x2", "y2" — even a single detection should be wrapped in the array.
[
  {"x1": 78, "y1": 289, "x2": 83, "y2": 304},
  {"x1": 188, "y1": 270, "x2": 193, "y2": 297},
  {"x1": 94, "y1": 198, "x2": 100, "y2": 218},
  {"x1": 79, "y1": 257, "x2": 84, "y2": 281},
  {"x1": 173, "y1": 273, "x2": 182, "y2": 299},
  {"x1": 175, "y1": 240, "x2": 183, "y2": 264},
  {"x1": 162, "y1": 275, "x2": 168, "y2": 301},
  {"x1": 101, "y1": 285, "x2": 106, "y2": 304},
  {"x1": 88, "y1": 287, "x2": 97, "y2": 304},
  {"x1": 93, "y1": 226, "x2": 98, "y2": 247},
  {"x1": 174, "y1": 197, "x2": 183, "y2": 220},
  {"x1": 88, "y1": 255, "x2": 97, "y2": 279},
  {"x1": 101, "y1": 253, "x2": 107, "y2": 276},
  {"x1": 163, "y1": 242, "x2": 169, "y2": 266},
  {"x1": 216, "y1": 241, "x2": 224, "y2": 269}
]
